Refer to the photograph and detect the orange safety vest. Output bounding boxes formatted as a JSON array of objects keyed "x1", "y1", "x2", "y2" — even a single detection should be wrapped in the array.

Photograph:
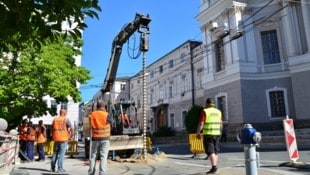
[
  {"x1": 19, "y1": 125, "x2": 28, "y2": 140},
  {"x1": 27, "y1": 127, "x2": 36, "y2": 141},
  {"x1": 90, "y1": 110, "x2": 111, "y2": 139},
  {"x1": 37, "y1": 126, "x2": 47, "y2": 144},
  {"x1": 52, "y1": 117, "x2": 70, "y2": 142}
]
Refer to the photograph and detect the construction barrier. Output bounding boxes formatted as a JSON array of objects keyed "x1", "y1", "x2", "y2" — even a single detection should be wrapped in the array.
[
  {"x1": 44, "y1": 141, "x2": 54, "y2": 155},
  {"x1": 188, "y1": 134, "x2": 205, "y2": 154},
  {"x1": 146, "y1": 137, "x2": 152, "y2": 152},
  {"x1": 0, "y1": 131, "x2": 18, "y2": 174},
  {"x1": 283, "y1": 117, "x2": 299, "y2": 162},
  {"x1": 35, "y1": 141, "x2": 79, "y2": 157},
  {"x1": 66, "y1": 141, "x2": 79, "y2": 157}
]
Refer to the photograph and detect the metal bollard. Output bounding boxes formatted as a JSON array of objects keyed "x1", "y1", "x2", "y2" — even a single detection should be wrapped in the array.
[
  {"x1": 238, "y1": 124, "x2": 262, "y2": 175},
  {"x1": 244, "y1": 144, "x2": 257, "y2": 175}
]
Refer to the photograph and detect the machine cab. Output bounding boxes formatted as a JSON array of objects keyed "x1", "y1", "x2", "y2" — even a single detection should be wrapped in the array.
[{"x1": 111, "y1": 101, "x2": 141, "y2": 136}]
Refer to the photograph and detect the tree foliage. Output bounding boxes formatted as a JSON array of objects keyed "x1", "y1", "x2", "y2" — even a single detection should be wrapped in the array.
[
  {"x1": 184, "y1": 105, "x2": 204, "y2": 133},
  {"x1": 0, "y1": 0, "x2": 101, "y2": 51},
  {"x1": 0, "y1": 36, "x2": 91, "y2": 129},
  {"x1": 0, "y1": 0, "x2": 100, "y2": 129}
]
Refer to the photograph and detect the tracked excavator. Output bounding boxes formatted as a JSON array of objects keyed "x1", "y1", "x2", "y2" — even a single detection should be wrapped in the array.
[{"x1": 83, "y1": 13, "x2": 151, "y2": 158}]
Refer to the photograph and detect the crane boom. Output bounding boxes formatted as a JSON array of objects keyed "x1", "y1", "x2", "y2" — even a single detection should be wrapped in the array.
[
  {"x1": 83, "y1": 13, "x2": 151, "y2": 158},
  {"x1": 102, "y1": 13, "x2": 151, "y2": 93}
]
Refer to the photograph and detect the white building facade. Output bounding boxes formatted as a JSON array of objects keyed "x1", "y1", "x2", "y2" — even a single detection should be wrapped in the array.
[
  {"x1": 129, "y1": 0, "x2": 310, "y2": 134},
  {"x1": 130, "y1": 40, "x2": 204, "y2": 134},
  {"x1": 196, "y1": 0, "x2": 310, "y2": 131},
  {"x1": 87, "y1": 77, "x2": 131, "y2": 113}
]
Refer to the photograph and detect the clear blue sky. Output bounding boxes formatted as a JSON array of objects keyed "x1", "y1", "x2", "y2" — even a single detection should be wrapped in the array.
[{"x1": 80, "y1": 0, "x2": 201, "y2": 102}]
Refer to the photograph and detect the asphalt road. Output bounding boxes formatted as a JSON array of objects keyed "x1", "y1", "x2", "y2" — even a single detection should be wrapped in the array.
[{"x1": 150, "y1": 142, "x2": 310, "y2": 175}]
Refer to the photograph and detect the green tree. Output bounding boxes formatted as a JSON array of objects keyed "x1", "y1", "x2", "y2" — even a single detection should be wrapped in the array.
[
  {"x1": 0, "y1": 0, "x2": 101, "y2": 51},
  {"x1": 0, "y1": 36, "x2": 91, "y2": 129},
  {"x1": 184, "y1": 105, "x2": 204, "y2": 133}
]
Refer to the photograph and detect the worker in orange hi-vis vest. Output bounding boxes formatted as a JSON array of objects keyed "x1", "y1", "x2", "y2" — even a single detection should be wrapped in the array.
[
  {"x1": 18, "y1": 119, "x2": 29, "y2": 161},
  {"x1": 36, "y1": 120, "x2": 47, "y2": 162},
  {"x1": 88, "y1": 100, "x2": 113, "y2": 175},
  {"x1": 50, "y1": 108, "x2": 74, "y2": 173},
  {"x1": 26, "y1": 121, "x2": 36, "y2": 161}
]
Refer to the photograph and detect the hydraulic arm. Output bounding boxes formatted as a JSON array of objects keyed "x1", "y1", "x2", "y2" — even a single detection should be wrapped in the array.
[{"x1": 102, "y1": 13, "x2": 151, "y2": 93}]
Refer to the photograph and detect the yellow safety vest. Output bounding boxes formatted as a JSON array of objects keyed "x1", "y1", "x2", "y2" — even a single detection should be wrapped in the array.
[{"x1": 202, "y1": 107, "x2": 222, "y2": 135}]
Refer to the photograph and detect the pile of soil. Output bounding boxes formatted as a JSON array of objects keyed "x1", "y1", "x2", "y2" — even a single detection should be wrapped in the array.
[{"x1": 111, "y1": 151, "x2": 167, "y2": 164}]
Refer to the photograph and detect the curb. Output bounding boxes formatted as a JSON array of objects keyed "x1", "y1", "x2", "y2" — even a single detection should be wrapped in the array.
[{"x1": 279, "y1": 161, "x2": 310, "y2": 169}]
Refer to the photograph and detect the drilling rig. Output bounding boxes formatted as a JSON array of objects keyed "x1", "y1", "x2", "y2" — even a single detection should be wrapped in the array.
[{"x1": 83, "y1": 13, "x2": 151, "y2": 158}]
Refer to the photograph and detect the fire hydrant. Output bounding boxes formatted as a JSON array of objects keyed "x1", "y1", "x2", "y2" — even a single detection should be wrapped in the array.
[{"x1": 238, "y1": 124, "x2": 262, "y2": 175}]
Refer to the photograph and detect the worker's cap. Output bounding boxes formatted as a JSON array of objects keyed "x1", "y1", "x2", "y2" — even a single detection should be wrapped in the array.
[{"x1": 206, "y1": 98, "x2": 214, "y2": 104}]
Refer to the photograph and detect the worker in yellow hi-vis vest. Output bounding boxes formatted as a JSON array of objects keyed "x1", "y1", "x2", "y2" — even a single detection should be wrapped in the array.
[{"x1": 196, "y1": 98, "x2": 222, "y2": 174}]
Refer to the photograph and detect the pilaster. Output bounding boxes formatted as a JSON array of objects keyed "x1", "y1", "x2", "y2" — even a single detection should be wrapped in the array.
[{"x1": 301, "y1": 0, "x2": 310, "y2": 52}]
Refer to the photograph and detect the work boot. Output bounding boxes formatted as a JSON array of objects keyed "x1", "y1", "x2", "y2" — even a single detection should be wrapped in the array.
[{"x1": 206, "y1": 167, "x2": 218, "y2": 174}]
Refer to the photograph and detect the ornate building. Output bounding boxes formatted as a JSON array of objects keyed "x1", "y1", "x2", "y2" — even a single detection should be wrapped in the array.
[{"x1": 196, "y1": 0, "x2": 310, "y2": 131}]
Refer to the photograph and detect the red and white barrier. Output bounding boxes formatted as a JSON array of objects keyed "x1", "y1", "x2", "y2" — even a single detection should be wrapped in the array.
[{"x1": 283, "y1": 117, "x2": 299, "y2": 162}]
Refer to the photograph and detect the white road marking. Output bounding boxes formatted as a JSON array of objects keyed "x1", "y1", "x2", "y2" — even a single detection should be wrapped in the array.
[{"x1": 227, "y1": 158, "x2": 284, "y2": 163}]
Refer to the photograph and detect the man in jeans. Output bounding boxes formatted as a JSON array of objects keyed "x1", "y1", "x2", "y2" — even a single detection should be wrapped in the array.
[
  {"x1": 88, "y1": 100, "x2": 113, "y2": 175},
  {"x1": 50, "y1": 108, "x2": 74, "y2": 173}
]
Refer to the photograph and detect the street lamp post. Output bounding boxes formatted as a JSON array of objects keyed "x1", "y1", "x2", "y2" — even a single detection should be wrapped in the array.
[{"x1": 190, "y1": 43, "x2": 195, "y2": 107}]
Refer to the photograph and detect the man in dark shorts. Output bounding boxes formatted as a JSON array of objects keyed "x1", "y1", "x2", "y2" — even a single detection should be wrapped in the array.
[{"x1": 196, "y1": 98, "x2": 222, "y2": 174}]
